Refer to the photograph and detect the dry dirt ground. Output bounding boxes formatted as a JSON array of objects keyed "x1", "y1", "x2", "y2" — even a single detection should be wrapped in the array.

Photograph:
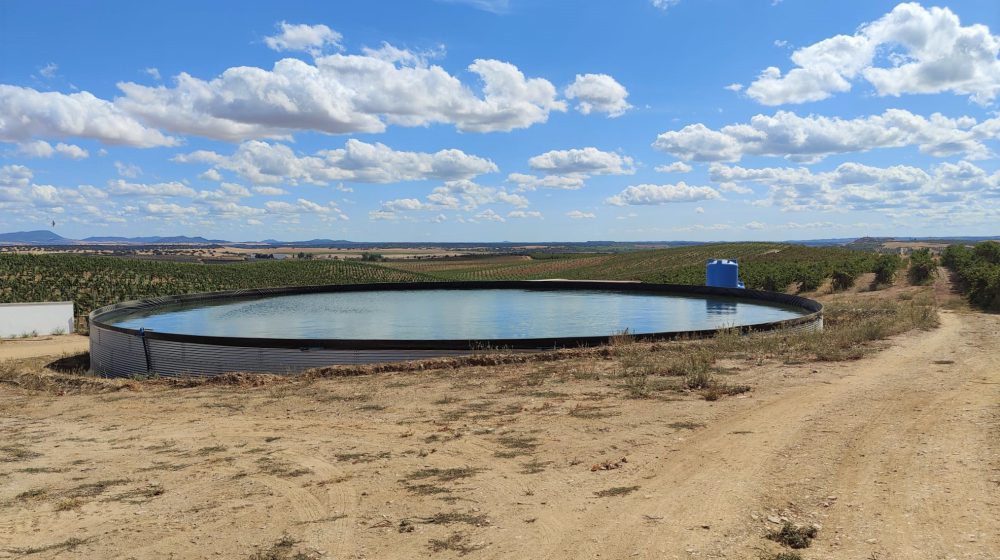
[
  {"x1": 0, "y1": 335, "x2": 89, "y2": 362},
  {"x1": 0, "y1": 299, "x2": 997, "y2": 558}
]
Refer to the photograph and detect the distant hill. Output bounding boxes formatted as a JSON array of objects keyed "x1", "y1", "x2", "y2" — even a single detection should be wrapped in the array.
[
  {"x1": 82, "y1": 235, "x2": 229, "y2": 244},
  {"x1": 0, "y1": 230, "x2": 68, "y2": 244}
]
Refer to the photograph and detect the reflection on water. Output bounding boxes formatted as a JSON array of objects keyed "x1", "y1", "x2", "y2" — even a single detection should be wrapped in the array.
[
  {"x1": 705, "y1": 299, "x2": 738, "y2": 316},
  {"x1": 110, "y1": 289, "x2": 806, "y2": 340}
]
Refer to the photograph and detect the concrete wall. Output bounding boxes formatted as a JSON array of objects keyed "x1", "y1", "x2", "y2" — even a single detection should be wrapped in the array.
[{"x1": 0, "y1": 302, "x2": 74, "y2": 338}]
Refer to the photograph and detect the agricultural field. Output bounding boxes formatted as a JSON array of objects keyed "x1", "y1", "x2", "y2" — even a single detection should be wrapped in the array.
[
  {"x1": 383, "y1": 242, "x2": 882, "y2": 290},
  {"x1": 2, "y1": 243, "x2": 886, "y2": 323},
  {"x1": 0, "y1": 253, "x2": 429, "y2": 320}
]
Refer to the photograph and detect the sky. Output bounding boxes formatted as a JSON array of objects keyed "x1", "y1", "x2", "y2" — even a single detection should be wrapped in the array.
[{"x1": 1, "y1": 0, "x2": 999, "y2": 242}]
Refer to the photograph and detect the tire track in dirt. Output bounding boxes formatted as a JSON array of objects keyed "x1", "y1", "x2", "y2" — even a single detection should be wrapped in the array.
[{"x1": 528, "y1": 310, "x2": 999, "y2": 559}]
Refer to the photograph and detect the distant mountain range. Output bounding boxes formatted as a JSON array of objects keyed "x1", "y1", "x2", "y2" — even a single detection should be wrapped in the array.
[
  {"x1": 0, "y1": 231, "x2": 229, "y2": 245},
  {"x1": 1, "y1": 230, "x2": 998, "y2": 248},
  {"x1": 83, "y1": 235, "x2": 230, "y2": 244}
]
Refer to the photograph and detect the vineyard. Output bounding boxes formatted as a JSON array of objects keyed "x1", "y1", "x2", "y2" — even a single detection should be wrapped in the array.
[
  {"x1": 383, "y1": 242, "x2": 882, "y2": 289},
  {"x1": 0, "y1": 253, "x2": 429, "y2": 320},
  {"x1": 942, "y1": 241, "x2": 1000, "y2": 311},
  {"x1": 2, "y1": 243, "x2": 885, "y2": 324}
]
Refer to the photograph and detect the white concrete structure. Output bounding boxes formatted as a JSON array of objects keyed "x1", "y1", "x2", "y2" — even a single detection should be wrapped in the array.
[{"x1": 0, "y1": 302, "x2": 74, "y2": 338}]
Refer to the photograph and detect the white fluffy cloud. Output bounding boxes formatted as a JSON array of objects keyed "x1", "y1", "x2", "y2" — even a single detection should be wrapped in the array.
[
  {"x1": 507, "y1": 210, "x2": 543, "y2": 219},
  {"x1": 506, "y1": 173, "x2": 585, "y2": 191},
  {"x1": 107, "y1": 179, "x2": 197, "y2": 198},
  {"x1": 16, "y1": 140, "x2": 89, "y2": 159},
  {"x1": 371, "y1": 179, "x2": 529, "y2": 220},
  {"x1": 710, "y1": 160, "x2": 1000, "y2": 213},
  {"x1": 252, "y1": 186, "x2": 289, "y2": 196},
  {"x1": 3, "y1": 28, "x2": 622, "y2": 147},
  {"x1": 116, "y1": 50, "x2": 567, "y2": 139},
  {"x1": 652, "y1": 109, "x2": 997, "y2": 162},
  {"x1": 511, "y1": 147, "x2": 633, "y2": 192},
  {"x1": 564, "y1": 74, "x2": 631, "y2": 117},
  {"x1": 264, "y1": 198, "x2": 348, "y2": 221},
  {"x1": 264, "y1": 22, "x2": 343, "y2": 54},
  {"x1": 746, "y1": 3, "x2": 1000, "y2": 105},
  {"x1": 528, "y1": 147, "x2": 634, "y2": 175},
  {"x1": 605, "y1": 182, "x2": 721, "y2": 206},
  {"x1": 0, "y1": 164, "x2": 32, "y2": 188},
  {"x1": 566, "y1": 210, "x2": 596, "y2": 219},
  {"x1": 0, "y1": 165, "x2": 119, "y2": 223},
  {"x1": 0, "y1": 85, "x2": 177, "y2": 147},
  {"x1": 114, "y1": 161, "x2": 142, "y2": 178},
  {"x1": 654, "y1": 161, "x2": 692, "y2": 173},
  {"x1": 174, "y1": 139, "x2": 497, "y2": 185},
  {"x1": 474, "y1": 209, "x2": 505, "y2": 222}
]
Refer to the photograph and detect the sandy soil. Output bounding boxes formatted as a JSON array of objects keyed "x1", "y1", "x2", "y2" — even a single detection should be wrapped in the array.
[
  {"x1": 0, "y1": 335, "x2": 89, "y2": 362},
  {"x1": 0, "y1": 311, "x2": 997, "y2": 558}
]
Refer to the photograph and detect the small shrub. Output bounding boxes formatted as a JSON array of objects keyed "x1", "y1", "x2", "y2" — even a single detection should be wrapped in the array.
[
  {"x1": 907, "y1": 248, "x2": 937, "y2": 285},
  {"x1": 831, "y1": 268, "x2": 858, "y2": 291},
  {"x1": 872, "y1": 253, "x2": 902, "y2": 287},
  {"x1": 767, "y1": 522, "x2": 818, "y2": 549},
  {"x1": 685, "y1": 369, "x2": 713, "y2": 390},
  {"x1": 594, "y1": 485, "x2": 640, "y2": 497}
]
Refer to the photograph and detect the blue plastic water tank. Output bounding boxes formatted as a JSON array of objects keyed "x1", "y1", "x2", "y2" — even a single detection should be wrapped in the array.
[{"x1": 706, "y1": 259, "x2": 745, "y2": 289}]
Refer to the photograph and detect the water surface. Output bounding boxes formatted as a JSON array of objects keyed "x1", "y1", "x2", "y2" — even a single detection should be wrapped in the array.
[{"x1": 109, "y1": 288, "x2": 806, "y2": 340}]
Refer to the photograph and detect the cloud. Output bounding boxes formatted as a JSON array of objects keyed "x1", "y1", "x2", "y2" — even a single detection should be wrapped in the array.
[
  {"x1": 144, "y1": 67, "x2": 161, "y2": 81},
  {"x1": 115, "y1": 49, "x2": 567, "y2": 139},
  {"x1": 114, "y1": 161, "x2": 142, "y2": 178},
  {"x1": 724, "y1": 83, "x2": 744, "y2": 92},
  {"x1": 564, "y1": 74, "x2": 631, "y2": 117},
  {"x1": 107, "y1": 179, "x2": 197, "y2": 198},
  {"x1": 710, "y1": 160, "x2": 1000, "y2": 213},
  {"x1": 199, "y1": 168, "x2": 222, "y2": 182},
  {"x1": 528, "y1": 147, "x2": 634, "y2": 175},
  {"x1": 371, "y1": 179, "x2": 528, "y2": 220},
  {"x1": 139, "y1": 202, "x2": 202, "y2": 217},
  {"x1": 0, "y1": 164, "x2": 32, "y2": 188},
  {"x1": 506, "y1": 173, "x2": 585, "y2": 191},
  {"x1": 0, "y1": 166, "x2": 118, "y2": 222},
  {"x1": 511, "y1": 147, "x2": 634, "y2": 191},
  {"x1": 606, "y1": 182, "x2": 721, "y2": 206},
  {"x1": 264, "y1": 22, "x2": 343, "y2": 54},
  {"x1": 0, "y1": 85, "x2": 178, "y2": 147},
  {"x1": 264, "y1": 198, "x2": 348, "y2": 221},
  {"x1": 507, "y1": 210, "x2": 543, "y2": 219},
  {"x1": 361, "y1": 42, "x2": 445, "y2": 67},
  {"x1": 16, "y1": 140, "x2": 88, "y2": 159},
  {"x1": 252, "y1": 186, "x2": 289, "y2": 196},
  {"x1": 746, "y1": 3, "x2": 1000, "y2": 105},
  {"x1": 652, "y1": 109, "x2": 997, "y2": 162},
  {"x1": 174, "y1": 139, "x2": 497, "y2": 185},
  {"x1": 566, "y1": 210, "x2": 596, "y2": 219},
  {"x1": 474, "y1": 209, "x2": 505, "y2": 222},
  {"x1": 650, "y1": 0, "x2": 681, "y2": 10},
  {"x1": 654, "y1": 161, "x2": 692, "y2": 173},
  {"x1": 39, "y1": 63, "x2": 58, "y2": 79}
]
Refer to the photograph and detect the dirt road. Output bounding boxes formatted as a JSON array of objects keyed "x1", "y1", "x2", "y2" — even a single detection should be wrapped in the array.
[{"x1": 1, "y1": 310, "x2": 997, "y2": 559}]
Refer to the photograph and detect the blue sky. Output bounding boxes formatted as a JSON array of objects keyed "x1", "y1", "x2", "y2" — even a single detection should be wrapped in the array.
[{"x1": 1, "y1": 0, "x2": 998, "y2": 241}]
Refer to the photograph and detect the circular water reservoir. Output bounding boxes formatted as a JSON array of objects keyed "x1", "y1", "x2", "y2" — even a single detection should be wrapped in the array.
[{"x1": 89, "y1": 281, "x2": 822, "y2": 378}]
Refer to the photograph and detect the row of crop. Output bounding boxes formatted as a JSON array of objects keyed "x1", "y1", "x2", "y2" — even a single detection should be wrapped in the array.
[
  {"x1": 941, "y1": 241, "x2": 1000, "y2": 311},
  {"x1": 384, "y1": 243, "x2": 887, "y2": 292},
  {"x1": 0, "y1": 253, "x2": 429, "y2": 318}
]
